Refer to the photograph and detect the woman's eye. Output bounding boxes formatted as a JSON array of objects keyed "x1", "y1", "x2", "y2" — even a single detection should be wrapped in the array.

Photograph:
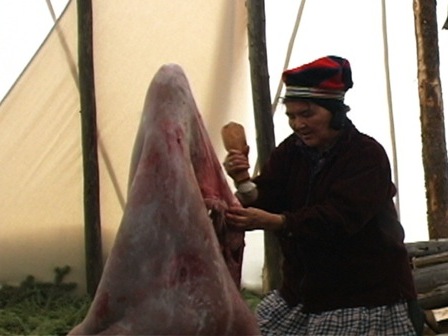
[{"x1": 300, "y1": 110, "x2": 313, "y2": 118}]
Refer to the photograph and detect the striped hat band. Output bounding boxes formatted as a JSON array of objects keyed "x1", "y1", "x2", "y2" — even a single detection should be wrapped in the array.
[{"x1": 285, "y1": 86, "x2": 346, "y2": 101}]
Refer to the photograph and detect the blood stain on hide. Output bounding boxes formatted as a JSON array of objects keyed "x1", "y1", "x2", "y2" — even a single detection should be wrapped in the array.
[{"x1": 168, "y1": 253, "x2": 206, "y2": 287}]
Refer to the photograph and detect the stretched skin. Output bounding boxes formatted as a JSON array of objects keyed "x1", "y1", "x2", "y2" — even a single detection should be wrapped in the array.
[{"x1": 68, "y1": 64, "x2": 260, "y2": 335}]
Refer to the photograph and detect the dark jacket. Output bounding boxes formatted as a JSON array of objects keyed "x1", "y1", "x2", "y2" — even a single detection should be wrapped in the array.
[{"x1": 253, "y1": 122, "x2": 417, "y2": 313}]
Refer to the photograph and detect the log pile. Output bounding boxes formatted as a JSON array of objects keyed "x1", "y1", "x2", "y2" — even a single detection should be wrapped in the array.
[{"x1": 406, "y1": 240, "x2": 448, "y2": 310}]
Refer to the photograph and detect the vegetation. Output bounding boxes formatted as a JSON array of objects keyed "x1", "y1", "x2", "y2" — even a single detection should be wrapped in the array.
[
  {"x1": 0, "y1": 267, "x2": 262, "y2": 335},
  {"x1": 0, "y1": 266, "x2": 90, "y2": 336},
  {"x1": 241, "y1": 287, "x2": 262, "y2": 311}
]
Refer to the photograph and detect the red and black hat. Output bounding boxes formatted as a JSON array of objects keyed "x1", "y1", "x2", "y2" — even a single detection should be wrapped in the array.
[{"x1": 282, "y1": 55, "x2": 353, "y2": 113}]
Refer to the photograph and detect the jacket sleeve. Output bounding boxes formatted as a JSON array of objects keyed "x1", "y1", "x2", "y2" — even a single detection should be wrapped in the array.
[{"x1": 252, "y1": 138, "x2": 295, "y2": 214}]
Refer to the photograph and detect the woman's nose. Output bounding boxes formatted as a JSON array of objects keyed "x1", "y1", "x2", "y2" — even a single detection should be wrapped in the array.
[{"x1": 291, "y1": 118, "x2": 305, "y2": 130}]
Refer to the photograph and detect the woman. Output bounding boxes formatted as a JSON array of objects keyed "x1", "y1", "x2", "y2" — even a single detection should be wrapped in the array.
[{"x1": 224, "y1": 56, "x2": 421, "y2": 335}]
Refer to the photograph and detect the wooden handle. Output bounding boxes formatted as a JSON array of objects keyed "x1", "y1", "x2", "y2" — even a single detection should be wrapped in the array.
[
  {"x1": 221, "y1": 122, "x2": 248, "y2": 152},
  {"x1": 221, "y1": 122, "x2": 250, "y2": 183}
]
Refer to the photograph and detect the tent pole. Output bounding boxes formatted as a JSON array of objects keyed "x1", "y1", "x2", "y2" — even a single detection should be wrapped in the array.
[
  {"x1": 381, "y1": 0, "x2": 400, "y2": 219},
  {"x1": 444, "y1": 8, "x2": 448, "y2": 29},
  {"x1": 77, "y1": 0, "x2": 103, "y2": 297},
  {"x1": 413, "y1": 0, "x2": 448, "y2": 238},
  {"x1": 272, "y1": 0, "x2": 306, "y2": 112},
  {"x1": 246, "y1": 0, "x2": 282, "y2": 292}
]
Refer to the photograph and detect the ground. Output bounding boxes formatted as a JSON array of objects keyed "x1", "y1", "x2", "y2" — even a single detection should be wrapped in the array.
[{"x1": 0, "y1": 267, "x2": 262, "y2": 335}]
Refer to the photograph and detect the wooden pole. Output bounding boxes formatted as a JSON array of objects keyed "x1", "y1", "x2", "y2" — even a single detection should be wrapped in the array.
[
  {"x1": 77, "y1": 0, "x2": 103, "y2": 297},
  {"x1": 381, "y1": 0, "x2": 401, "y2": 218},
  {"x1": 413, "y1": 0, "x2": 448, "y2": 239},
  {"x1": 246, "y1": 0, "x2": 283, "y2": 292}
]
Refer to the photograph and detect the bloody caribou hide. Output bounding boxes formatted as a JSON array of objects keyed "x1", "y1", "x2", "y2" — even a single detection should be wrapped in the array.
[{"x1": 68, "y1": 64, "x2": 260, "y2": 335}]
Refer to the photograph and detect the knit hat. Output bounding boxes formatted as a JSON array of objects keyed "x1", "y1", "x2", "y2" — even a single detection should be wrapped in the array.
[{"x1": 282, "y1": 55, "x2": 353, "y2": 113}]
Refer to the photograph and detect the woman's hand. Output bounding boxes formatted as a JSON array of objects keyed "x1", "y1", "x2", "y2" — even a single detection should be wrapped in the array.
[
  {"x1": 226, "y1": 206, "x2": 285, "y2": 231},
  {"x1": 223, "y1": 149, "x2": 250, "y2": 182}
]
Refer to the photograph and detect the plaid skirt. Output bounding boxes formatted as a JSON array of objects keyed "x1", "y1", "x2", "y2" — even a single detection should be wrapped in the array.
[{"x1": 255, "y1": 290, "x2": 417, "y2": 336}]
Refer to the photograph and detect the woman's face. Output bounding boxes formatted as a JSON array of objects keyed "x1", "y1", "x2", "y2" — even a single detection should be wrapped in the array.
[{"x1": 285, "y1": 100, "x2": 341, "y2": 150}]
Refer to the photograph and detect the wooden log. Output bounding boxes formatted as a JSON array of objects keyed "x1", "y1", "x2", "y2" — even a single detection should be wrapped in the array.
[
  {"x1": 413, "y1": 263, "x2": 448, "y2": 293},
  {"x1": 417, "y1": 283, "x2": 448, "y2": 310},
  {"x1": 412, "y1": 251, "x2": 448, "y2": 269},
  {"x1": 406, "y1": 239, "x2": 448, "y2": 258},
  {"x1": 407, "y1": 241, "x2": 448, "y2": 310}
]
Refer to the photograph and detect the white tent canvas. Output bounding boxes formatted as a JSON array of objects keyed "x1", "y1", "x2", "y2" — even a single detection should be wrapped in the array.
[{"x1": 0, "y1": 0, "x2": 447, "y2": 293}]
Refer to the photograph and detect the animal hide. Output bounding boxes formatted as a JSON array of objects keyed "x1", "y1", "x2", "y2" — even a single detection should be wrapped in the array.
[{"x1": 68, "y1": 64, "x2": 260, "y2": 335}]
